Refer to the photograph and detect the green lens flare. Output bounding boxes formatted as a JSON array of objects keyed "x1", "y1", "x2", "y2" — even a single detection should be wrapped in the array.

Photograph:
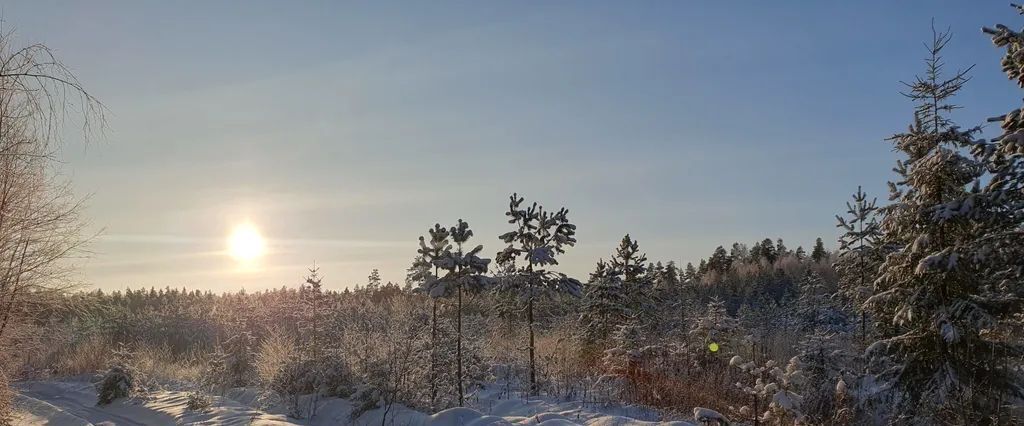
[{"x1": 708, "y1": 342, "x2": 719, "y2": 352}]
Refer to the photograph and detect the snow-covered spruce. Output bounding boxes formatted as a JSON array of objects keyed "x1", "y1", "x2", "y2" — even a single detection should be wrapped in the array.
[
  {"x1": 96, "y1": 344, "x2": 143, "y2": 405},
  {"x1": 865, "y1": 22, "x2": 1024, "y2": 422}
]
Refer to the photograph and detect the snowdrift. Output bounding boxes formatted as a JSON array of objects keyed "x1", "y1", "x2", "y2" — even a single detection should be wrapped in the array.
[{"x1": 13, "y1": 379, "x2": 702, "y2": 426}]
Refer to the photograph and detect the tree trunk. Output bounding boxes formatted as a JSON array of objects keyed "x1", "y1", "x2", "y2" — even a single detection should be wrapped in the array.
[
  {"x1": 528, "y1": 278, "x2": 537, "y2": 396},
  {"x1": 430, "y1": 299, "x2": 437, "y2": 409},
  {"x1": 457, "y1": 282, "x2": 464, "y2": 406}
]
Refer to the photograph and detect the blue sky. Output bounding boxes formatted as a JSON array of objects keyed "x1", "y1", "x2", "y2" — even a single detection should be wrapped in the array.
[{"x1": 3, "y1": 1, "x2": 1019, "y2": 291}]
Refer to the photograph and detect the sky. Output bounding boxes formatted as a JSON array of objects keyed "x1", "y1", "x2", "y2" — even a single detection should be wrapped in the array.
[{"x1": 2, "y1": 1, "x2": 1019, "y2": 292}]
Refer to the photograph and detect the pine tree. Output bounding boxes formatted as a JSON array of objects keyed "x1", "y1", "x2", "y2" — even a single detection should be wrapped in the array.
[
  {"x1": 795, "y1": 246, "x2": 807, "y2": 261},
  {"x1": 682, "y1": 262, "x2": 699, "y2": 284},
  {"x1": 731, "y1": 243, "x2": 750, "y2": 263},
  {"x1": 431, "y1": 219, "x2": 492, "y2": 406},
  {"x1": 707, "y1": 245, "x2": 732, "y2": 275},
  {"x1": 414, "y1": 224, "x2": 451, "y2": 409},
  {"x1": 775, "y1": 238, "x2": 790, "y2": 258},
  {"x1": 660, "y1": 261, "x2": 681, "y2": 291},
  {"x1": 495, "y1": 193, "x2": 581, "y2": 396},
  {"x1": 760, "y1": 238, "x2": 778, "y2": 265},
  {"x1": 810, "y1": 238, "x2": 828, "y2": 263},
  {"x1": 835, "y1": 186, "x2": 884, "y2": 342},
  {"x1": 867, "y1": 26, "x2": 1021, "y2": 421},
  {"x1": 367, "y1": 269, "x2": 382, "y2": 291}
]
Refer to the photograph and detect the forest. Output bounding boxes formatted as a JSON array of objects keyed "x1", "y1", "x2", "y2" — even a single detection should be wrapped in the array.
[{"x1": 1, "y1": 5, "x2": 1023, "y2": 426}]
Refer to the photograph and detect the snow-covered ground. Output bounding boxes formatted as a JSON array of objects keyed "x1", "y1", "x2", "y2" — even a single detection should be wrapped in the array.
[{"x1": 12, "y1": 379, "x2": 702, "y2": 426}]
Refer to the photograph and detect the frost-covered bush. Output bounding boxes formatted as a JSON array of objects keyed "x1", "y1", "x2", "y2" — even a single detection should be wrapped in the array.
[
  {"x1": 266, "y1": 355, "x2": 317, "y2": 418},
  {"x1": 186, "y1": 392, "x2": 212, "y2": 412},
  {"x1": 349, "y1": 384, "x2": 381, "y2": 421},
  {"x1": 96, "y1": 344, "x2": 142, "y2": 405},
  {"x1": 729, "y1": 355, "x2": 804, "y2": 425},
  {"x1": 692, "y1": 407, "x2": 730, "y2": 425},
  {"x1": 316, "y1": 356, "x2": 357, "y2": 398}
]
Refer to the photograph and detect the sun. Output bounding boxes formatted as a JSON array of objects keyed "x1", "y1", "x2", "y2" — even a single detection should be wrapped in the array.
[{"x1": 228, "y1": 223, "x2": 266, "y2": 263}]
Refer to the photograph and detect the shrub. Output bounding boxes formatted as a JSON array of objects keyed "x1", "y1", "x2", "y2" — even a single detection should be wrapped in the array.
[
  {"x1": 96, "y1": 344, "x2": 142, "y2": 405},
  {"x1": 316, "y1": 356, "x2": 356, "y2": 398},
  {"x1": 186, "y1": 392, "x2": 212, "y2": 412}
]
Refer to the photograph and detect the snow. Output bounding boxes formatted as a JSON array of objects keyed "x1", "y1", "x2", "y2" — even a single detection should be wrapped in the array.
[
  {"x1": 14, "y1": 380, "x2": 293, "y2": 426},
  {"x1": 13, "y1": 379, "x2": 699, "y2": 426},
  {"x1": 691, "y1": 407, "x2": 728, "y2": 424}
]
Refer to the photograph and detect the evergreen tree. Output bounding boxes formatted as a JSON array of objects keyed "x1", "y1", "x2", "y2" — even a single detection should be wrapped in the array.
[
  {"x1": 730, "y1": 243, "x2": 750, "y2": 263},
  {"x1": 776, "y1": 238, "x2": 790, "y2": 258},
  {"x1": 414, "y1": 224, "x2": 451, "y2": 409},
  {"x1": 495, "y1": 193, "x2": 581, "y2": 395},
  {"x1": 810, "y1": 237, "x2": 828, "y2": 263},
  {"x1": 579, "y1": 260, "x2": 630, "y2": 345},
  {"x1": 759, "y1": 238, "x2": 778, "y2": 265},
  {"x1": 689, "y1": 297, "x2": 739, "y2": 358},
  {"x1": 834, "y1": 186, "x2": 884, "y2": 342},
  {"x1": 607, "y1": 235, "x2": 654, "y2": 323},
  {"x1": 660, "y1": 261, "x2": 681, "y2": 291},
  {"x1": 299, "y1": 264, "x2": 329, "y2": 360},
  {"x1": 367, "y1": 269, "x2": 382, "y2": 291},
  {"x1": 432, "y1": 219, "x2": 492, "y2": 406},
  {"x1": 707, "y1": 245, "x2": 732, "y2": 275},
  {"x1": 609, "y1": 235, "x2": 648, "y2": 286},
  {"x1": 682, "y1": 262, "x2": 699, "y2": 284},
  {"x1": 795, "y1": 246, "x2": 807, "y2": 261},
  {"x1": 795, "y1": 331, "x2": 855, "y2": 424},
  {"x1": 867, "y1": 26, "x2": 1020, "y2": 421},
  {"x1": 795, "y1": 270, "x2": 846, "y2": 333}
]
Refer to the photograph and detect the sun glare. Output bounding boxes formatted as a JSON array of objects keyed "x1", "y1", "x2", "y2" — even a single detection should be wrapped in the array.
[{"x1": 228, "y1": 223, "x2": 266, "y2": 263}]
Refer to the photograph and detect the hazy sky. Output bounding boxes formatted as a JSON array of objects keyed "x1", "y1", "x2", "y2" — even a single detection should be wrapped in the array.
[{"x1": 3, "y1": 1, "x2": 1018, "y2": 291}]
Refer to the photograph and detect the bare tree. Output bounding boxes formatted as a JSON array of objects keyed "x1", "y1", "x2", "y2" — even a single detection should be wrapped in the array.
[{"x1": 0, "y1": 26, "x2": 105, "y2": 416}]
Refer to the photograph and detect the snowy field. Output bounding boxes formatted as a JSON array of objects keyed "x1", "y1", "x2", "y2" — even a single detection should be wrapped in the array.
[{"x1": 12, "y1": 379, "x2": 704, "y2": 426}]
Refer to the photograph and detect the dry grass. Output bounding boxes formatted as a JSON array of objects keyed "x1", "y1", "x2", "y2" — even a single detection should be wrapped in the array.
[
  {"x1": 133, "y1": 343, "x2": 205, "y2": 386},
  {"x1": 51, "y1": 336, "x2": 110, "y2": 377},
  {"x1": 0, "y1": 369, "x2": 11, "y2": 426},
  {"x1": 254, "y1": 328, "x2": 298, "y2": 387}
]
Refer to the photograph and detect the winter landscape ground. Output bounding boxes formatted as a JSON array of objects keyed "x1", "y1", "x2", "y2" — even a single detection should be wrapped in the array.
[{"x1": 2, "y1": 3, "x2": 1024, "y2": 426}]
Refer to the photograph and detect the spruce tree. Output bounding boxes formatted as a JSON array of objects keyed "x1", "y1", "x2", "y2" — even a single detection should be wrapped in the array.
[
  {"x1": 834, "y1": 186, "x2": 884, "y2": 342},
  {"x1": 496, "y1": 193, "x2": 581, "y2": 396},
  {"x1": 607, "y1": 235, "x2": 654, "y2": 324},
  {"x1": 609, "y1": 235, "x2": 648, "y2": 285},
  {"x1": 579, "y1": 259, "x2": 630, "y2": 345},
  {"x1": 867, "y1": 26, "x2": 1018, "y2": 421}
]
